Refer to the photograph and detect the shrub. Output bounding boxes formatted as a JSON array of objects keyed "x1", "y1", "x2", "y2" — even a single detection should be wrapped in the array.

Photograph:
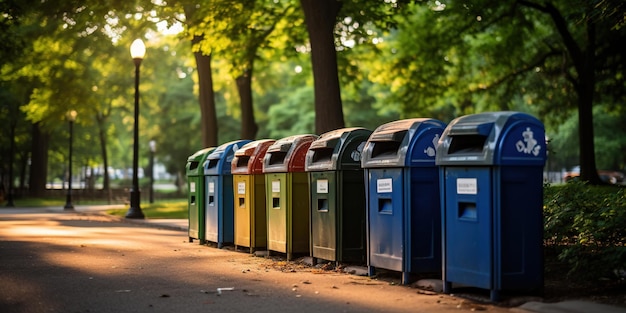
[{"x1": 543, "y1": 181, "x2": 626, "y2": 281}]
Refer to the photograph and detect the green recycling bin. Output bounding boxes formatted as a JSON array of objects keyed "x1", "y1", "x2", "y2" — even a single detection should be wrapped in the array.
[
  {"x1": 231, "y1": 139, "x2": 276, "y2": 253},
  {"x1": 263, "y1": 134, "x2": 318, "y2": 260},
  {"x1": 305, "y1": 127, "x2": 372, "y2": 264},
  {"x1": 185, "y1": 147, "x2": 215, "y2": 244}
]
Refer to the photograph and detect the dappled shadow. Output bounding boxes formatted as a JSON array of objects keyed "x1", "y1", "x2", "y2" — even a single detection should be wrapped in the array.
[{"x1": 0, "y1": 212, "x2": 491, "y2": 313}]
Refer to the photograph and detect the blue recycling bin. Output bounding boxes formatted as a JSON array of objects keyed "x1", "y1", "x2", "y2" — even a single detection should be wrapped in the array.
[
  {"x1": 203, "y1": 140, "x2": 251, "y2": 248},
  {"x1": 436, "y1": 111, "x2": 546, "y2": 301},
  {"x1": 361, "y1": 118, "x2": 446, "y2": 284}
]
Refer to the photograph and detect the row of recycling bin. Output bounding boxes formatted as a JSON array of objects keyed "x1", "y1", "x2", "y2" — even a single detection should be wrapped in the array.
[{"x1": 185, "y1": 111, "x2": 547, "y2": 301}]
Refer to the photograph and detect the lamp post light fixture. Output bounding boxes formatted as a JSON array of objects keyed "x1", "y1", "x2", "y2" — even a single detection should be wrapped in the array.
[
  {"x1": 149, "y1": 139, "x2": 156, "y2": 204},
  {"x1": 126, "y1": 38, "x2": 146, "y2": 219},
  {"x1": 64, "y1": 110, "x2": 77, "y2": 210}
]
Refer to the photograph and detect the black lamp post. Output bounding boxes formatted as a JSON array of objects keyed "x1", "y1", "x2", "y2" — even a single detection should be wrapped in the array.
[
  {"x1": 126, "y1": 38, "x2": 146, "y2": 219},
  {"x1": 149, "y1": 139, "x2": 156, "y2": 204},
  {"x1": 64, "y1": 110, "x2": 77, "y2": 210}
]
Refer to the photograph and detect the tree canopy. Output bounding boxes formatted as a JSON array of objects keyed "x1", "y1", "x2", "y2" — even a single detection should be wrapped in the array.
[{"x1": 1, "y1": 0, "x2": 624, "y2": 199}]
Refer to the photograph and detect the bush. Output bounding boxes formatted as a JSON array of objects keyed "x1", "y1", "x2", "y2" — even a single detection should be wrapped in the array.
[{"x1": 543, "y1": 181, "x2": 626, "y2": 281}]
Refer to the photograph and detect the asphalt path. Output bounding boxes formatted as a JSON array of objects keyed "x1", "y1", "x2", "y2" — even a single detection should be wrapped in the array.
[{"x1": 1, "y1": 207, "x2": 624, "y2": 313}]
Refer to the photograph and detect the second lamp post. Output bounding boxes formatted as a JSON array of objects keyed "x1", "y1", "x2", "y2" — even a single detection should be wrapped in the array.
[
  {"x1": 64, "y1": 110, "x2": 77, "y2": 210},
  {"x1": 126, "y1": 38, "x2": 146, "y2": 219}
]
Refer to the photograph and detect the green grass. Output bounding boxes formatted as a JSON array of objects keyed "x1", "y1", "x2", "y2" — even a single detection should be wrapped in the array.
[
  {"x1": 105, "y1": 199, "x2": 188, "y2": 219},
  {"x1": 6, "y1": 197, "x2": 188, "y2": 219},
  {"x1": 11, "y1": 198, "x2": 109, "y2": 207}
]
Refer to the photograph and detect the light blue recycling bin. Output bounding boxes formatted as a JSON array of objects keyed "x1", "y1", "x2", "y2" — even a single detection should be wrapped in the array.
[{"x1": 203, "y1": 140, "x2": 251, "y2": 248}]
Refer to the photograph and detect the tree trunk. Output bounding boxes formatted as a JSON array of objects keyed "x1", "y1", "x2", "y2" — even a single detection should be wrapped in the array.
[
  {"x1": 97, "y1": 113, "x2": 112, "y2": 203},
  {"x1": 18, "y1": 151, "x2": 27, "y2": 190},
  {"x1": 236, "y1": 68, "x2": 258, "y2": 139},
  {"x1": 185, "y1": 4, "x2": 218, "y2": 148},
  {"x1": 28, "y1": 122, "x2": 48, "y2": 197},
  {"x1": 576, "y1": 20, "x2": 601, "y2": 184},
  {"x1": 300, "y1": 0, "x2": 345, "y2": 134},
  {"x1": 526, "y1": 1, "x2": 602, "y2": 184},
  {"x1": 193, "y1": 40, "x2": 219, "y2": 147}
]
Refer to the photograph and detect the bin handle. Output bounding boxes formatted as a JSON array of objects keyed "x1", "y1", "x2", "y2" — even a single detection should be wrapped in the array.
[
  {"x1": 448, "y1": 122, "x2": 493, "y2": 136},
  {"x1": 369, "y1": 130, "x2": 407, "y2": 142}
]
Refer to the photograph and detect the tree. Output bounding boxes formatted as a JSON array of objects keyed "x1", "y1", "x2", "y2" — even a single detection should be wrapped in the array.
[
  {"x1": 299, "y1": 0, "x2": 344, "y2": 134},
  {"x1": 178, "y1": 3, "x2": 219, "y2": 147},
  {"x1": 213, "y1": 0, "x2": 299, "y2": 139},
  {"x1": 376, "y1": 1, "x2": 625, "y2": 184},
  {"x1": 299, "y1": 0, "x2": 411, "y2": 134},
  {"x1": 516, "y1": 0, "x2": 624, "y2": 183}
]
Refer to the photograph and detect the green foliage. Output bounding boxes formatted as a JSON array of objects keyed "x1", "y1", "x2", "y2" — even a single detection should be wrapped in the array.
[
  {"x1": 266, "y1": 85, "x2": 315, "y2": 139},
  {"x1": 548, "y1": 105, "x2": 626, "y2": 171},
  {"x1": 543, "y1": 181, "x2": 626, "y2": 281}
]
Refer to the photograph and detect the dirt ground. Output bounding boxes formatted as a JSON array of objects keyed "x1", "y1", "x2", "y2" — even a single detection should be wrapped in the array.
[
  {"x1": 232, "y1": 236, "x2": 626, "y2": 309},
  {"x1": 0, "y1": 211, "x2": 514, "y2": 313},
  {"x1": 0, "y1": 210, "x2": 623, "y2": 313}
]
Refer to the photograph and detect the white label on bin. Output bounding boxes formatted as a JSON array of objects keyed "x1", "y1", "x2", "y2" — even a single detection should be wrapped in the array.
[
  {"x1": 208, "y1": 182, "x2": 215, "y2": 193},
  {"x1": 272, "y1": 180, "x2": 281, "y2": 193},
  {"x1": 317, "y1": 180, "x2": 329, "y2": 193},
  {"x1": 457, "y1": 178, "x2": 477, "y2": 195},
  {"x1": 237, "y1": 182, "x2": 246, "y2": 195},
  {"x1": 377, "y1": 178, "x2": 393, "y2": 193},
  {"x1": 190, "y1": 182, "x2": 196, "y2": 193}
]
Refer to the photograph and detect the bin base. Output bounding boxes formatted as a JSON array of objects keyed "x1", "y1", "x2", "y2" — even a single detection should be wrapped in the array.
[
  {"x1": 311, "y1": 257, "x2": 340, "y2": 269},
  {"x1": 188, "y1": 237, "x2": 207, "y2": 245},
  {"x1": 368, "y1": 266, "x2": 413, "y2": 285}
]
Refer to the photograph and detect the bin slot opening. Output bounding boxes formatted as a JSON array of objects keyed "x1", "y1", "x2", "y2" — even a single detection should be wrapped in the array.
[
  {"x1": 272, "y1": 197, "x2": 280, "y2": 209},
  {"x1": 458, "y1": 202, "x2": 477, "y2": 220},
  {"x1": 447, "y1": 135, "x2": 488, "y2": 154},
  {"x1": 189, "y1": 161, "x2": 199, "y2": 170},
  {"x1": 311, "y1": 148, "x2": 334, "y2": 163},
  {"x1": 239, "y1": 198, "x2": 245, "y2": 208},
  {"x1": 235, "y1": 156, "x2": 251, "y2": 168},
  {"x1": 206, "y1": 159, "x2": 219, "y2": 169},
  {"x1": 268, "y1": 152, "x2": 288, "y2": 165},
  {"x1": 190, "y1": 196, "x2": 195, "y2": 205},
  {"x1": 317, "y1": 199, "x2": 329, "y2": 212},
  {"x1": 208, "y1": 195, "x2": 215, "y2": 206},
  {"x1": 378, "y1": 198, "x2": 393, "y2": 214},
  {"x1": 370, "y1": 141, "x2": 402, "y2": 159}
]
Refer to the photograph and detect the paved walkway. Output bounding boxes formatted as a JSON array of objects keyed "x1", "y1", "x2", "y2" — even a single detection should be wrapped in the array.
[{"x1": 1, "y1": 205, "x2": 624, "y2": 313}]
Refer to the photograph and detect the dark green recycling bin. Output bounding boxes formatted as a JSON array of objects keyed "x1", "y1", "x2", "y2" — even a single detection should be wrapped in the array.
[
  {"x1": 186, "y1": 147, "x2": 215, "y2": 244},
  {"x1": 263, "y1": 134, "x2": 317, "y2": 260},
  {"x1": 305, "y1": 127, "x2": 372, "y2": 264}
]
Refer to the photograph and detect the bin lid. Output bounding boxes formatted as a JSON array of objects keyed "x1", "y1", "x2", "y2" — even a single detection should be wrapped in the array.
[
  {"x1": 203, "y1": 140, "x2": 252, "y2": 175},
  {"x1": 263, "y1": 134, "x2": 318, "y2": 173},
  {"x1": 305, "y1": 127, "x2": 372, "y2": 171},
  {"x1": 186, "y1": 147, "x2": 215, "y2": 174},
  {"x1": 436, "y1": 111, "x2": 546, "y2": 166},
  {"x1": 361, "y1": 118, "x2": 446, "y2": 168},
  {"x1": 231, "y1": 139, "x2": 276, "y2": 175}
]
